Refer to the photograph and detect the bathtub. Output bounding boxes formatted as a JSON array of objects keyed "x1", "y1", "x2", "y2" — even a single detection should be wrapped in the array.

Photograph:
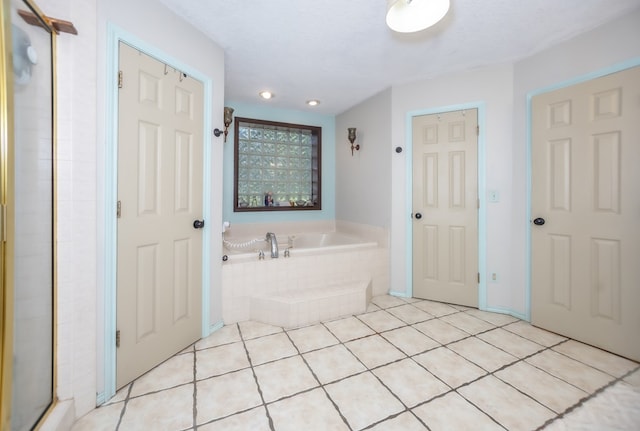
[{"x1": 221, "y1": 231, "x2": 389, "y2": 328}]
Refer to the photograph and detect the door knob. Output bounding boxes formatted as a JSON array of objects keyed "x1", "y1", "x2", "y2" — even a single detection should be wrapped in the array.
[
  {"x1": 193, "y1": 219, "x2": 205, "y2": 229},
  {"x1": 415, "y1": 213, "x2": 422, "y2": 220},
  {"x1": 533, "y1": 217, "x2": 545, "y2": 226}
]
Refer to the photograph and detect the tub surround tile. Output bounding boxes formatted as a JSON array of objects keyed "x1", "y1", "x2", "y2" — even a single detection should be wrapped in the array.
[
  {"x1": 458, "y1": 375, "x2": 556, "y2": 431},
  {"x1": 381, "y1": 326, "x2": 440, "y2": 356},
  {"x1": 287, "y1": 324, "x2": 339, "y2": 353},
  {"x1": 324, "y1": 316, "x2": 375, "y2": 342},
  {"x1": 254, "y1": 356, "x2": 318, "y2": 402},
  {"x1": 373, "y1": 358, "x2": 449, "y2": 407},
  {"x1": 345, "y1": 335, "x2": 406, "y2": 369},
  {"x1": 552, "y1": 340, "x2": 639, "y2": 377},
  {"x1": 244, "y1": 333, "x2": 298, "y2": 366},
  {"x1": 268, "y1": 388, "x2": 349, "y2": 431},
  {"x1": 412, "y1": 392, "x2": 504, "y2": 431},
  {"x1": 357, "y1": 310, "x2": 406, "y2": 332},
  {"x1": 413, "y1": 319, "x2": 469, "y2": 345},
  {"x1": 496, "y1": 361, "x2": 588, "y2": 413},
  {"x1": 303, "y1": 344, "x2": 367, "y2": 384},
  {"x1": 325, "y1": 372, "x2": 405, "y2": 431},
  {"x1": 196, "y1": 342, "x2": 250, "y2": 380},
  {"x1": 526, "y1": 350, "x2": 615, "y2": 393}
]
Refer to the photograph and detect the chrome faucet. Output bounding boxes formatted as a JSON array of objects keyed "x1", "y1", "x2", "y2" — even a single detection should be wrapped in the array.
[{"x1": 266, "y1": 232, "x2": 279, "y2": 258}]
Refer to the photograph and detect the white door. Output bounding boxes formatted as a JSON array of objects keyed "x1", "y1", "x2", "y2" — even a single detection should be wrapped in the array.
[
  {"x1": 531, "y1": 66, "x2": 640, "y2": 361},
  {"x1": 412, "y1": 109, "x2": 478, "y2": 307},
  {"x1": 116, "y1": 42, "x2": 204, "y2": 387}
]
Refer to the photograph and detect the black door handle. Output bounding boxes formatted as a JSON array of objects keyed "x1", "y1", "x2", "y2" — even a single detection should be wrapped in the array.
[
  {"x1": 415, "y1": 213, "x2": 422, "y2": 220},
  {"x1": 533, "y1": 217, "x2": 545, "y2": 226},
  {"x1": 193, "y1": 219, "x2": 205, "y2": 229}
]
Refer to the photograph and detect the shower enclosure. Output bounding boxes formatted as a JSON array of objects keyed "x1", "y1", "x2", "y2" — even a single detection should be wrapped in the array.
[{"x1": 1, "y1": 0, "x2": 55, "y2": 429}]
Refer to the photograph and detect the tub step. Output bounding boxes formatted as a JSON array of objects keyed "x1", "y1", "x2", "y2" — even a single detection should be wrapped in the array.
[{"x1": 250, "y1": 279, "x2": 372, "y2": 328}]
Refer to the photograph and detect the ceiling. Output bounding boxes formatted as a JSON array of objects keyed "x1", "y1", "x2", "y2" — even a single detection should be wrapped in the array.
[{"x1": 157, "y1": 0, "x2": 640, "y2": 115}]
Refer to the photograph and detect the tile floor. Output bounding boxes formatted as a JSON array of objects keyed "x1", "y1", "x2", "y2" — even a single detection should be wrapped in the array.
[{"x1": 72, "y1": 295, "x2": 640, "y2": 431}]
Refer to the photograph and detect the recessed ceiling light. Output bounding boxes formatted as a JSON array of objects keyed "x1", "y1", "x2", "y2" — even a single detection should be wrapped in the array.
[
  {"x1": 259, "y1": 90, "x2": 274, "y2": 100},
  {"x1": 306, "y1": 99, "x2": 320, "y2": 106}
]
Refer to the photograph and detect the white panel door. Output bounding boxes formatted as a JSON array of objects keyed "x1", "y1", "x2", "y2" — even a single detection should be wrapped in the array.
[
  {"x1": 412, "y1": 109, "x2": 478, "y2": 307},
  {"x1": 116, "y1": 42, "x2": 204, "y2": 388},
  {"x1": 531, "y1": 66, "x2": 640, "y2": 361}
]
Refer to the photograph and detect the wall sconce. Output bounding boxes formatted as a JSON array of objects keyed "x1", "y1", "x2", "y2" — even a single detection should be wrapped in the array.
[
  {"x1": 214, "y1": 106, "x2": 235, "y2": 142},
  {"x1": 348, "y1": 127, "x2": 359, "y2": 156}
]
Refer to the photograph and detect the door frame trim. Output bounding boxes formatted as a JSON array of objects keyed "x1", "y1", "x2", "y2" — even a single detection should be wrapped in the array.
[
  {"x1": 403, "y1": 103, "x2": 487, "y2": 310},
  {"x1": 100, "y1": 23, "x2": 213, "y2": 403},
  {"x1": 525, "y1": 57, "x2": 640, "y2": 323}
]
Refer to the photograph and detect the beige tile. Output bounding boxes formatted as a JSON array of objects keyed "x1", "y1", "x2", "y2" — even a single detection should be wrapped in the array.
[
  {"x1": 411, "y1": 300, "x2": 458, "y2": 316},
  {"x1": 370, "y1": 295, "x2": 407, "y2": 309},
  {"x1": 303, "y1": 344, "x2": 366, "y2": 384},
  {"x1": 325, "y1": 372, "x2": 405, "y2": 430},
  {"x1": 464, "y1": 308, "x2": 519, "y2": 326},
  {"x1": 478, "y1": 327, "x2": 545, "y2": 358},
  {"x1": 373, "y1": 359, "x2": 449, "y2": 407},
  {"x1": 198, "y1": 406, "x2": 270, "y2": 431},
  {"x1": 196, "y1": 369, "x2": 263, "y2": 424},
  {"x1": 527, "y1": 350, "x2": 615, "y2": 393},
  {"x1": 238, "y1": 320, "x2": 282, "y2": 340},
  {"x1": 413, "y1": 347, "x2": 485, "y2": 388},
  {"x1": 413, "y1": 392, "x2": 504, "y2": 431},
  {"x1": 130, "y1": 353, "x2": 194, "y2": 397},
  {"x1": 254, "y1": 356, "x2": 318, "y2": 403},
  {"x1": 386, "y1": 304, "x2": 434, "y2": 324},
  {"x1": 450, "y1": 304, "x2": 473, "y2": 311},
  {"x1": 324, "y1": 316, "x2": 375, "y2": 342},
  {"x1": 244, "y1": 332, "x2": 297, "y2": 365},
  {"x1": 357, "y1": 310, "x2": 406, "y2": 332},
  {"x1": 120, "y1": 384, "x2": 194, "y2": 430},
  {"x1": 268, "y1": 388, "x2": 349, "y2": 431},
  {"x1": 441, "y1": 312, "x2": 496, "y2": 334},
  {"x1": 196, "y1": 342, "x2": 250, "y2": 380},
  {"x1": 448, "y1": 337, "x2": 517, "y2": 372},
  {"x1": 287, "y1": 323, "x2": 339, "y2": 353},
  {"x1": 381, "y1": 326, "x2": 440, "y2": 356},
  {"x1": 458, "y1": 375, "x2": 556, "y2": 431},
  {"x1": 413, "y1": 319, "x2": 469, "y2": 344},
  {"x1": 104, "y1": 384, "x2": 129, "y2": 405},
  {"x1": 552, "y1": 340, "x2": 639, "y2": 378},
  {"x1": 624, "y1": 369, "x2": 640, "y2": 387},
  {"x1": 368, "y1": 412, "x2": 427, "y2": 431},
  {"x1": 70, "y1": 402, "x2": 123, "y2": 431},
  {"x1": 365, "y1": 302, "x2": 381, "y2": 313},
  {"x1": 496, "y1": 361, "x2": 588, "y2": 413},
  {"x1": 196, "y1": 324, "x2": 241, "y2": 350},
  {"x1": 345, "y1": 335, "x2": 406, "y2": 369},
  {"x1": 503, "y1": 321, "x2": 566, "y2": 346}
]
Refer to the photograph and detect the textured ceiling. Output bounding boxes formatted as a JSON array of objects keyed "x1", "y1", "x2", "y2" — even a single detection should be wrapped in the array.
[{"x1": 157, "y1": 0, "x2": 640, "y2": 115}]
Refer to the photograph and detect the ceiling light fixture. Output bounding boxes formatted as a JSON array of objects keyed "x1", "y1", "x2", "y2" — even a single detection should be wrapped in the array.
[
  {"x1": 259, "y1": 90, "x2": 274, "y2": 100},
  {"x1": 386, "y1": 0, "x2": 450, "y2": 33},
  {"x1": 306, "y1": 99, "x2": 320, "y2": 106}
]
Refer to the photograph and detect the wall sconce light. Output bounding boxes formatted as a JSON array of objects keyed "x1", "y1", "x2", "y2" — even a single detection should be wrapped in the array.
[
  {"x1": 214, "y1": 106, "x2": 235, "y2": 142},
  {"x1": 348, "y1": 127, "x2": 359, "y2": 156}
]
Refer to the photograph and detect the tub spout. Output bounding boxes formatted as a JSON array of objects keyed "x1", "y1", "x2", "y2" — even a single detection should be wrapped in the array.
[{"x1": 266, "y1": 232, "x2": 279, "y2": 258}]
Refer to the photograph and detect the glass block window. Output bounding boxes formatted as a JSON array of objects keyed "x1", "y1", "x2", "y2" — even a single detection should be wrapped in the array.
[{"x1": 234, "y1": 117, "x2": 321, "y2": 212}]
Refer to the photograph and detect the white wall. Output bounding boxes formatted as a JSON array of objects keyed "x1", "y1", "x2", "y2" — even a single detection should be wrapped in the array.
[{"x1": 335, "y1": 88, "x2": 392, "y2": 229}]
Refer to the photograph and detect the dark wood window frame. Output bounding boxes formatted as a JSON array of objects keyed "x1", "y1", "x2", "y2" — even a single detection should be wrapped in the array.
[{"x1": 233, "y1": 117, "x2": 322, "y2": 212}]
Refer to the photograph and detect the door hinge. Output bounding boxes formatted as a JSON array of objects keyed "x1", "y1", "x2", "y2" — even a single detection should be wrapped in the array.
[
  {"x1": 116, "y1": 330, "x2": 121, "y2": 348},
  {"x1": 0, "y1": 204, "x2": 6, "y2": 242},
  {"x1": 118, "y1": 70, "x2": 123, "y2": 89},
  {"x1": 476, "y1": 125, "x2": 479, "y2": 136},
  {"x1": 477, "y1": 273, "x2": 480, "y2": 283},
  {"x1": 117, "y1": 200, "x2": 121, "y2": 218}
]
